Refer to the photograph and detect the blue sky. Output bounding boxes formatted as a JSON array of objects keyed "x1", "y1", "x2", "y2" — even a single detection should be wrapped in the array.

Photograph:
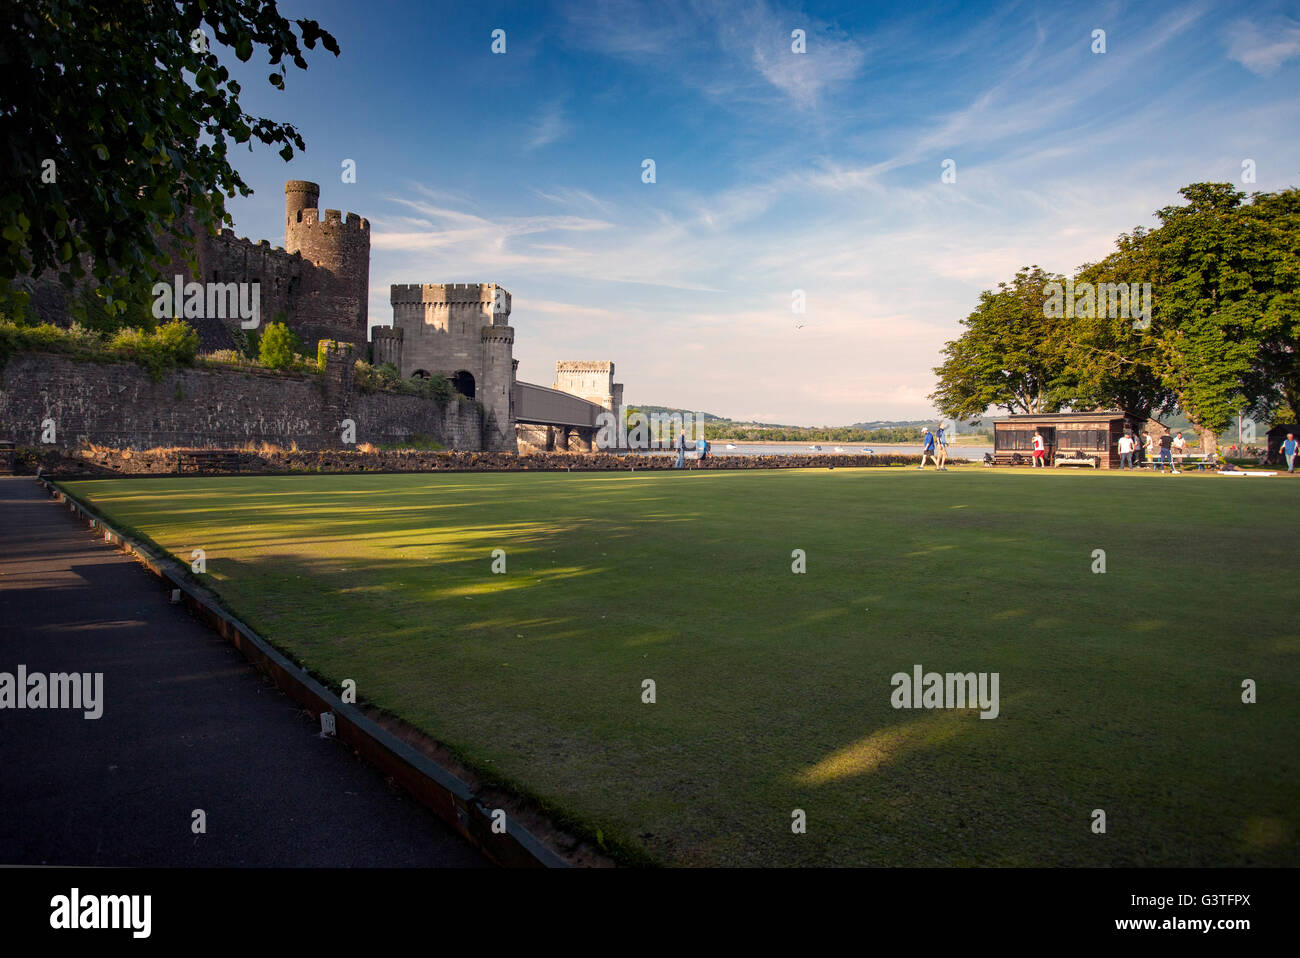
[{"x1": 218, "y1": 0, "x2": 1300, "y2": 424}]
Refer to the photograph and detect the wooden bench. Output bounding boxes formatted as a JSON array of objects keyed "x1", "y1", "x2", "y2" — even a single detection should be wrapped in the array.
[
  {"x1": 1054, "y1": 451, "x2": 1099, "y2": 468},
  {"x1": 176, "y1": 450, "x2": 248, "y2": 474},
  {"x1": 0, "y1": 440, "x2": 14, "y2": 476}
]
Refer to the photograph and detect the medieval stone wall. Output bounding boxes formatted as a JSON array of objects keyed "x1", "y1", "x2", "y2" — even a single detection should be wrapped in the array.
[{"x1": 0, "y1": 352, "x2": 481, "y2": 451}]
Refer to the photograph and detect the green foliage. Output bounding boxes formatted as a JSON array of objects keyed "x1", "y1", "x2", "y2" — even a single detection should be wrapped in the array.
[
  {"x1": 202, "y1": 348, "x2": 253, "y2": 367},
  {"x1": 1064, "y1": 231, "x2": 1175, "y2": 420},
  {"x1": 258, "y1": 321, "x2": 296, "y2": 370},
  {"x1": 0, "y1": 319, "x2": 99, "y2": 367},
  {"x1": 239, "y1": 327, "x2": 261, "y2": 360},
  {"x1": 931, "y1": 266, "x2": 1076, "y2": 417},
  {"x1": 153, "y1": 318, "x2": 199, "y2": 364},
  {"x1": 352, "y1": 360, "x2": 453, "y2": 401},
  {"x1": 933, "y1": 184, "x2": 1300, "y2": 436},
  {"x1": 109, "y1": 320, "x2": 199, "y2": 380},
  {"x1": 0, "y1": 317, "x2": 197, "y2": 381},
  {"x1": 0, "y1": 1, "x2": 339, "y2": 319}
]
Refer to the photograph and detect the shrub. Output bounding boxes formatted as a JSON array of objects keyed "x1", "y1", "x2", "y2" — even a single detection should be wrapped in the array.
[
  {"x1": 259, "y1": 321, "x2": 296, "y2": 370},
  {"x1": 108, "y1": 320, "x2": 199, "y2": 380},
  {"x1": 203, "y1": 349, "x2": 248, "y2": 366},
  {"x1": 153, "y1": 319, "x2": 198, "y2": 364}
]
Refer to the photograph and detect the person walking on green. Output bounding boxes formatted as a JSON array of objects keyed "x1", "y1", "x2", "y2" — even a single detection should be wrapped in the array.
[
  {"x1": 918, "y1": 427, "x2": 937, "y2": 470},
  {"x1": 1284, "y1": 432, "x2": 1298, "y2": 473}
]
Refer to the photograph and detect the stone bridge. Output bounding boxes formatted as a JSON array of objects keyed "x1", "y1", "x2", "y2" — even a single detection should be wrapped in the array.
[{"x1": 513, "y1": 381, "x2": 609, "y2": 451}]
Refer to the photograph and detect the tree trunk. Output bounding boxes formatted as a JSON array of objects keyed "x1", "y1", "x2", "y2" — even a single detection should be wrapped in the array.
[{"x1": 1194, "y1": 424, "x2": 1217, "y2": 453}]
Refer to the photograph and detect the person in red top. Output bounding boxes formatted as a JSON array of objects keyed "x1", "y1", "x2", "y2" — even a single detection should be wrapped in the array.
[{"x1": 1032, "y1": 430, "x2": 1046, "y2": 468}]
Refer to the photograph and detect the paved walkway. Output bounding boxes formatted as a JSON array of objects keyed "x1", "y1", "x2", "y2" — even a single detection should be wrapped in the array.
[{"x1": 0, "y1": 476, "x2": 486, "y2": 866}]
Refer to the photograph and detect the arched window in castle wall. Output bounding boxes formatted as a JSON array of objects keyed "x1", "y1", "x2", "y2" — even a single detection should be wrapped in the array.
[{"x1": 452, "y1": 370, "x2": 475, "y2": 399}]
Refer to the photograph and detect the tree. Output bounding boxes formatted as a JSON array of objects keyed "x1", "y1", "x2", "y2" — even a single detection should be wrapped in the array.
[
  {"x1": 258, "y1": 321, "x2": 295, "y2": 370},
  {"x1": 1138, "y1": 184, "x2": 1291, "y2": 449},
  {"x1": 1065, "y1": 229, "x2": 1177, "y2": 421},
  {"x1": 931, "y1": 266, "x2": 1075, "y2": 419},
  {"x1": 1238, "y1": 188, "x2": 1300, "y2": 419},
  {"x1": 0, "y1": 1, "x2": 339, "y2": 320}
]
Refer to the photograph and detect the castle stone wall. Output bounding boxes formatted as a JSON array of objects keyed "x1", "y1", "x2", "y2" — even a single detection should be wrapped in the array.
[{"x1": 0, "y1": 353, "x2": 481, "y2": 451}]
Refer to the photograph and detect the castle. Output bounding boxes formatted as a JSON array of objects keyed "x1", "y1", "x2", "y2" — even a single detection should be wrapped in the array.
[
  {"x1": 22, "y1": 179, "x2": 623, "y2": 454},
  {"x1": 186, "y1": 180, "x2": 624, "y2": 453},
  {"x1": 163, "y1": 180, "x2": 371, "y2": 352},
  {"x1": 374, "y1": 284, "x2": 518, "y2": 452}
]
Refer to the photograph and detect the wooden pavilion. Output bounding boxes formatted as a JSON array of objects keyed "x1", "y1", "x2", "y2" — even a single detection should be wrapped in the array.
[{"x1": 991, "y1": 411, "x2": 1150, "y2": 469}]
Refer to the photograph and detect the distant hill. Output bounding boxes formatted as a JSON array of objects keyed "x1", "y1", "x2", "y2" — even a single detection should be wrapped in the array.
[{"x1": 629, "y1": 404, "x2": 729, "y2": 422}]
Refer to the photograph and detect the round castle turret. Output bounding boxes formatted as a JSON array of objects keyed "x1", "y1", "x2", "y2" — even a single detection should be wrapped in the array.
[{"x1": 284, "y1": 180, "x2": 321, "y2": 229}]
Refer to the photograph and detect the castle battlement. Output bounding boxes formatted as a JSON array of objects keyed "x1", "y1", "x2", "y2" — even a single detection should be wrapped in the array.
[
  {"x1": 208, "y1": 228, "x2": 302, "y2": 266},
  {"x1": 390, "y1": 283, "x2": 508, "y2": 306},
  {"x1": 481, "y1": 325, "x2": 515, "y2": 345},
  {"x1": 295, "y1": 207, "x2": 368, "y2": 231},
  {"x1": 556, "y1": 360, "x2": 615, "y2": 373}
]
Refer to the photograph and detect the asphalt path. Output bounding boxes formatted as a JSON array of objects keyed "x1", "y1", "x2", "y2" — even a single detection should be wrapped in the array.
[{"x1": 0, "y1": 476, "x2": 486, "y2": 867}]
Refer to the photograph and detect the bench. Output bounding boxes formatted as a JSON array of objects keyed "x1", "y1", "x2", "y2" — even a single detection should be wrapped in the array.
[
  {"x1": 176, "y1": 450, "x2": 248, "y2": 474},
  {"x1": 1054, "y1": 451, "x2": 1099, "y2": 468},
  {"x1": 0, "y1": 440, "x2": 14, "y2": 476}
]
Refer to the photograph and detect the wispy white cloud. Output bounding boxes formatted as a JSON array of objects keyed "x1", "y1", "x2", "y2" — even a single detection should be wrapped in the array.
[
  {"x1": 1225, "y1": 16, "x2": 1300, "y2": 75},
  {"x1": 524, "y1": 101, "x2": 571, "y2": 151},
  {"x1": 561, "y1": 0, "x2": 866, "y2": 109}
]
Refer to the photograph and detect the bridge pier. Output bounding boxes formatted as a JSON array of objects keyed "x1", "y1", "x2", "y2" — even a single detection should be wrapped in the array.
[
  {"x1": 568, "y1": 428, "x2": 594, "y2": 453},
  {"x1": 516, "y1": 423, "x2": 600, "y2": 453}
]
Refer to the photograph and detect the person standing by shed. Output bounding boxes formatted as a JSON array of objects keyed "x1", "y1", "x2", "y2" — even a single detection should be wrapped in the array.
[
  {"x1": 1032, "y1": 430, "x2": 1046, "y2": 468},
  {"x1": 1158, "y1": 432, "x2": 1175, "y2": 474},
  {"x1": 1283, "y1": 432, "x2": 1297, "y2": 473},
  {"x1": 1172, "y1": 431, "x2": 1187, "y2": 467},
  {"x1": 1118, "y1": 433, "x2": 1134, "y2": 470}
]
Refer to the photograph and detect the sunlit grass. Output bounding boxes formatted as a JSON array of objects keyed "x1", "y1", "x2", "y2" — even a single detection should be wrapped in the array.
[{"x1": 62, "y1": 468, "x2": 1300, "y2": 866}]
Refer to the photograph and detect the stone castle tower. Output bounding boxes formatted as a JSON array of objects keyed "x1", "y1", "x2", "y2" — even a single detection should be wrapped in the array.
[
  {"x1": 282, "y1": 180, "x2": 370, "y2": 349},
  {"x1": 375, "y1": 283, "x2": 516, "y2": 452},
  {"x1": 554, "y1": 361, "x2": 623, "y2": 413},
  {"x1": 138, "y1": 180, "x2": 371, "y2": 353}
]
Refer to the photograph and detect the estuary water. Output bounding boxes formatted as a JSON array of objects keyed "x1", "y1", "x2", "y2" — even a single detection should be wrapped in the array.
[{"x1": 631, "y1": 442, "x2": 995, "y2": 459}]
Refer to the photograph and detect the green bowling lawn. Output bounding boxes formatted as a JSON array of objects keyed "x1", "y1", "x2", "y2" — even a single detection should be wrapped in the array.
[{"x1": 61, "y1": 467, "x2": 1300, "y2": 866}]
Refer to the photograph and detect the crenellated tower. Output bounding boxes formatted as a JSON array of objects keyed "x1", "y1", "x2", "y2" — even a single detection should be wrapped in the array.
[
  {"x1": 284, "y1": 180, "x2": 370, "y2": 349},
  {"x1": 387, "y1": 282, "x2": 517, "y2": 451},
  {"x1": 554, "y1": 360, "x2": 622, "y2": 412}
]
